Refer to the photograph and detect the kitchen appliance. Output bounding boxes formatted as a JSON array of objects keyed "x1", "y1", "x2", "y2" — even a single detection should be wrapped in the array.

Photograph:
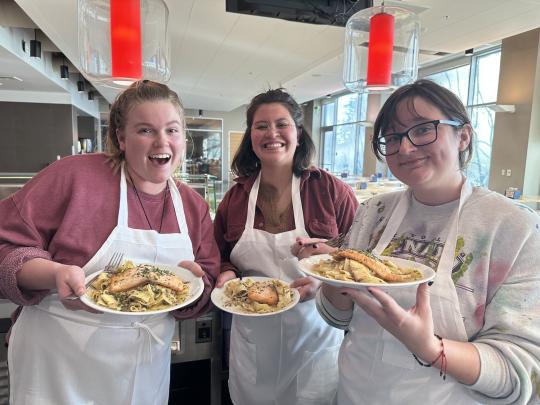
[{"x1": 169, "y1": 309, "x2": 222, "y2": 405}]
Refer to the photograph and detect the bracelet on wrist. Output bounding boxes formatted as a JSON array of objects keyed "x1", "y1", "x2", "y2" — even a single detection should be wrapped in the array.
[{"x1": 412, "y1": 334, "x2": 447, "y2": 380}]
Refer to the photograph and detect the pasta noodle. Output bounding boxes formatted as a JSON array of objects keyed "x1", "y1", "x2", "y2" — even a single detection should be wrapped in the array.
[
  {"x1": 86, "y1": 261, "x2": 190, "y2": 312},
  {"x1": 223, "y1": 278, "x2": 294, "y2": 314}
]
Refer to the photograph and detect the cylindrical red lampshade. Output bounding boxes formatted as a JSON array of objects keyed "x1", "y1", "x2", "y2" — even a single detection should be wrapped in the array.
[
  {"x1": 343, "y1": 5, "x2": 419, "y2": 93},
  {"x1": 110, "y1": 0, "x2": 142, "y2": 80},
  {"x1": 79, "y1": 0, "x2": 170, "y2": 87},
  {"x1": 367, "y1": 12, "x2": 394, "y2": 86}
]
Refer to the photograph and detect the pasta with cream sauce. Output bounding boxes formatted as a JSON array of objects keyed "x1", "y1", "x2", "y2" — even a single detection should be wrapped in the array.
[
  {"x1": 86, "y1": 261, "x2": 190, "y2": 312},
  {"x1": 223, "y1": 278, "x2": 294, "y2": 314}
]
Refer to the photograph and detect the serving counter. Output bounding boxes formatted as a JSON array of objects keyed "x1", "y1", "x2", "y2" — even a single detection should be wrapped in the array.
[{"x1": 341, "y1": 177, "x2": 404, "y2": 203}]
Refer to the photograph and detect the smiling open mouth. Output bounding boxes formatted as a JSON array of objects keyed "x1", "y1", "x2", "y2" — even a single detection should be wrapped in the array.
[
  {"x1": 263, "y1": 142, "x2": 285, "y2": 149},
  {"x1": 148, "y1": 153, "x2": 171, "y2": 165}
]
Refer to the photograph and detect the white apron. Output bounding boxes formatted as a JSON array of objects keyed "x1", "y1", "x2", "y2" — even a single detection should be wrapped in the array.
[
  {"x1": 8, "y1": 165, "x2": 194, "y2": 405},
  {"x1": 228, "y1": 173, "x2": 342, "y2": 405},
  {"x1": 337, "y1": 179, "x2": 482, "y2": 404}
]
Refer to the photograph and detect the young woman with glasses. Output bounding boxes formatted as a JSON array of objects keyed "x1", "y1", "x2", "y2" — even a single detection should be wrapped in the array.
[{"x1": 293, "y1": 80, "x2": 540, "y2": 404}]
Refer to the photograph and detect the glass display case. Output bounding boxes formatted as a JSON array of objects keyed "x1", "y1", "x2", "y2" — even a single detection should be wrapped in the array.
[
  {"x1": 184, "y1": 117, "x2": 223, "y2": 181},
  {"x1": 174, "y1": 172, "x2": 218, "y2": 214}
]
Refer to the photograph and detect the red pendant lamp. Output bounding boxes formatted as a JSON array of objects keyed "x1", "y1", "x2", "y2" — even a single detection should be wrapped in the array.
[
  {"x1": 366, "y1": 12, "x2": 394, "y2": 86},
  {"x1": 343, "y1": 3, "x2": 420, "y2": 93},
  {"x1": 110, "y1": 0, "x2": 142, "y2": 80},
  {"x1": 78, "y1": 0, "x2": 170, "y2": 88}
]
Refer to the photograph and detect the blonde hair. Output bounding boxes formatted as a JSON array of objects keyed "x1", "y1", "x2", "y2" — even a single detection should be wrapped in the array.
[{"x1": 105, "y1": 80, "x2": 185, "y2": 171}]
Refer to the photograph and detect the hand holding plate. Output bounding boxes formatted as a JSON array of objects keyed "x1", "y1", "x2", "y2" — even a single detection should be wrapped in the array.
[
  {"x1": 178, "y1": 260, "x2": 204, "y2": 277},
  {"x1": 290, "y1": 276, "x2": 321, "y2": 302},
  {"x1": 291, "y1": 237, "x2": 336, "y2": 259},
  {"x1": 216, "y1": 270, "x2": 237, "y2": 288},
  {"x1": 342, "y1": 283, "x2": 440, "y2": 360}
]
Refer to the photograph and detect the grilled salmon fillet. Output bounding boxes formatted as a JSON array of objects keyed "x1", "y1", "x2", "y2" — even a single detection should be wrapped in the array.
[
  {"x1": 151, "y1": 274, "x2": 185, "y2": 293},
  {"x1": 332, "y1": 249, "x2": 412, "y2": 282},
  {"x1": 109, "y1": 268, "x2": 148, "y2": 293},
  {"x1": 247, "y1": 282, "x2": 279, "y2": 306}
]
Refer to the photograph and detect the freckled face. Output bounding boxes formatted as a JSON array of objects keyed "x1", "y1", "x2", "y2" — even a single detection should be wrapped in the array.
[
  {"x1": 117, "y1": 100, "x2": 185, "y2": 194},
  {"x1": 250, "y1": 103, "x2": 298, "y2": 169}
]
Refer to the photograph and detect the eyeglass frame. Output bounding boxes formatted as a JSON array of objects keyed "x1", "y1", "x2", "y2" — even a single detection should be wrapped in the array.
[{"x1": 375, "y1": 119, "x2": 464, "y2": 156}]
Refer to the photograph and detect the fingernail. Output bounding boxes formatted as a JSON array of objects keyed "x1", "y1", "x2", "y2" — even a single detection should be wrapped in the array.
[{"x1": 428, "y1": 281, "x2": 434, "y2": 286}]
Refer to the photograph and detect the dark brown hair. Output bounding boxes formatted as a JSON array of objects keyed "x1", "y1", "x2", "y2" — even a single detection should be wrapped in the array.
[
  {"x1": 372, "y1": 79, "x2": 473, "y2": 169},
  {"x1": 106, "y1": 80, "x2": 184, "y2": 171},
  {"x1": 231, "y1": 88, "x2": 315, "y2": 177}
]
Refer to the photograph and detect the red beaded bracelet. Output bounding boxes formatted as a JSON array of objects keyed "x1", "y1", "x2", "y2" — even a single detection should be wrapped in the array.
[{"x1": 412, "y1": 334, "x2": 447, "y2": 380}]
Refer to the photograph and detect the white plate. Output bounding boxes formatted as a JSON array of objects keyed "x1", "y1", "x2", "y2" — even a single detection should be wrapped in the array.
[
  {"x1": 298, "y1": 254, "x2": 436, "y2": 289},
  {"x1": 211, "y1": 276, "x2": 300, "y2": 317},
  {"x1": 80, "y1": 264, "x2": 204, "y2": 315}
]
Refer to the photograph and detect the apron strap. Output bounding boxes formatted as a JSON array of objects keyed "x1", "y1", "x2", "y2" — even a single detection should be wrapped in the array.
[
  {"x1": 132, "y1": 321, "x2": 165, "y2": 363},
  {"x1": 168, "y1": 177, "x2": 190, "y2": 236},
  {"x1": 245, "y1": 173, "x2": 261, "y2": 231},
  {"x1": 291, "y1": 174, "x2": 305, "y2": 231},
  {"x1": 245, "y1": 172, "x2": 304, "y2": 232},
  {"x1": 118, "y1": 164, "x2": 189, "y2": 236},
  {"x1": 373, "y1": 178, "x2": 473, "y2": 278},
  {"x1": 118, "y1": 164, "x2": 129, "y2": 227}
]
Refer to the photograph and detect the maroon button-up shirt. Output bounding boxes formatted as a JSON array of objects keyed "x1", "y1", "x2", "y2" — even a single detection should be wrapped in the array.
[{"x1": 214, "y1": 167, "x2": 359, "y2": 273}]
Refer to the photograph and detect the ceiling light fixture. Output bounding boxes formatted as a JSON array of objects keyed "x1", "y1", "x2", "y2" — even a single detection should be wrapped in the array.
[
  {"x1": 60, "y1": 55, "x2": 69, "y2": 79},
  {"x1": 343, "y1": 1, "x2": 420, "y2": 93},
  {"x1": 77, "y1": 76, "x2": 85, "y2": 93},
  {"x1": 30, "y1": 29, "x2": 41, "y2": 59},
  {"x1": 78, "y1": 0, "x2": 170, "y2": 88}
]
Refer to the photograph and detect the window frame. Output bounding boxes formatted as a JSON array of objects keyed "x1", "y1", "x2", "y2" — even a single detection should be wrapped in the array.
[
  {"x1": 319, "y1": 92, "x2": 369, "y2": 175},
  {"x1": 421, "y1": 46, "x2": 501, "y2": 187}
]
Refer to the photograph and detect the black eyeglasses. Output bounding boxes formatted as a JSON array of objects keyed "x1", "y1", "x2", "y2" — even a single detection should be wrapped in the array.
[{"x1": 376, "y1": 119, "x2": 463, "y2": 156}]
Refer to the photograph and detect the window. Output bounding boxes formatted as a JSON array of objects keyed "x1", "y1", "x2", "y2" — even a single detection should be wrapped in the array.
[
  {"x1": 320, "y1": 92, "x2": 368, "y2": 175},
  {"x1": 426, "y1": 48, "x2": 501, "y2": 187},
  {"x1": 322, "y1": 102, "x2": 335, "y2": 126},
  {"x1": 427, "y1": 65, "x2": 470, "y2": 105}
]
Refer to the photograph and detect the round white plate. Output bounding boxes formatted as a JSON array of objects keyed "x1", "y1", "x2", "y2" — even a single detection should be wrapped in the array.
[
  {"x1": 80, "y1": 264, "x2": 204, "y2": 315},
  {"x1": 298, "y1": 254, "x2": 436, "y2": 289},
  {"x1": 211, "y1": 276, "x2": 300, "y2": 317}
]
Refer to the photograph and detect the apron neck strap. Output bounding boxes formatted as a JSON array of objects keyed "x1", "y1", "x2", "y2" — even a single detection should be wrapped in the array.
[
  {"x1": 291, "y1": 174, "x2": 305, "y2": 230},
  {"x1": 373, "y1": 177, "x2": 473, "y2": 277},
  {"x1": 118, "y1": 164, "x2": 129, "y2": 227},
  {"x1": 245, "y1": 172, "x2": 304, "y2": 231},
  {"x1": 118, "y1": 164, "x2": 188, "y2": 234}
]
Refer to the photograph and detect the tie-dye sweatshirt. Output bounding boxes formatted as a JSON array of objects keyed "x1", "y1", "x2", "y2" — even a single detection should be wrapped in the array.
[{"x1": 317, "y1": 186, "x2": 540, "y2": 404}]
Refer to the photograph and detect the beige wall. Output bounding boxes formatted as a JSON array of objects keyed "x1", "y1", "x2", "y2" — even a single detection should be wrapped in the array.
[{"x1": 489, "y1": 29, "x2": 540, "y2": 197}]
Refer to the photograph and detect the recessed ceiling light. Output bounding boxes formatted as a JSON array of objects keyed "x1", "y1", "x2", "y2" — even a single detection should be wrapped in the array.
[{"x1": 0, "y1": 76, "x2": 23, "y2": 82}]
